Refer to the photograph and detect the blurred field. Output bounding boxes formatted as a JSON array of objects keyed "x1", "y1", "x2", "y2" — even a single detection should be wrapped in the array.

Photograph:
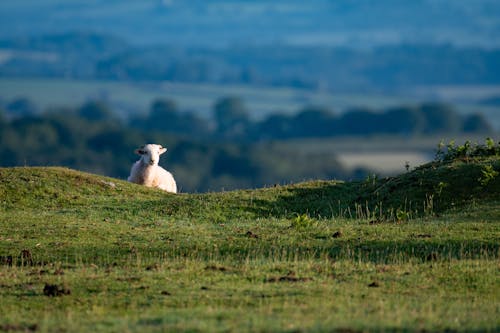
[
  {"x1": 272, "y1": 135, "x2": 494, "y2": 176},
  {"x1": 0, "y1": 78, "x2": 412, "y2": 118},
  {"x1": 337, "y1": 152, "x2": 430, "y2": 174},
  {"x1": 2, "y1": 77, "x2": 497, "y2": 179},
  {"x1": 2, "y1": 78, "x2": 500, "y2": 129}
]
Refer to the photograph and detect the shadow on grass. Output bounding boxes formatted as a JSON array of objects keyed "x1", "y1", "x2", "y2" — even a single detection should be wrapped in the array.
[
  {"x1": 244, "y1": 159, "x2": 500, "y2": 220},
  {"x1": 199, "y1": 239, "x2": 499, "y2": 263},
  {"x1": 5, "y1": 238, "x2": 497, "y2": 266}
]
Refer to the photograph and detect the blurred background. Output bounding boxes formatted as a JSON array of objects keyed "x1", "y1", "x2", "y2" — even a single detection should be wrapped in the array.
[{"x1": 0, "y1": 0, "x2": 499, "y2": 192}]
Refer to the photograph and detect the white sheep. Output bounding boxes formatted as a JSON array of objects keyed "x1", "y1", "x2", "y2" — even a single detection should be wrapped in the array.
[{"x1": 127, "y1": 144, "x2": 177, "y2": 193}]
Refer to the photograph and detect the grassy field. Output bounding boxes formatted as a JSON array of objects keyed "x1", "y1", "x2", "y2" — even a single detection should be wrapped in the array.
[{"x1": 0, "y1": 153, "x2": 499, "y2": 332}]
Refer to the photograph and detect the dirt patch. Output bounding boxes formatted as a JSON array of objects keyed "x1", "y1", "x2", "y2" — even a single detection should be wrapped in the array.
[
  {"x1": 332, "y1": 329, "x2": 363, "y2": 333},
  {"x1": 0, "y1": 324, "x2": 38, "y2": 332},
  {"x1": 0, "y1": 255, "x2": 13, "y2": 266},
  {"x1": 205, "y1": 265, "x2": 229, "y2": 272},
  {"x1": 332, "y1": 231, "x2": 342, "y2": 238},
  {"x1": 271, "y1": 276, "x2": 312, "y2": 282},
  {"x1": 19, "y1": 250, "x2": 33, "y2": 266},
  {"x1": 426, "y1": 253, "x2": 439, "y2": 261},
  {"x1": 417, "y1": 234, "x2": 432, "y2": 238},
  {"x1": 245, "y1": 231, "x2": 259, "y2": 239},
  {"x1": 1, "y1": 250, "x2": 35, "y2": 266},
  {"x1": 267, "y1": 271, "x2": 312, "y2": 283},
  {"x1": 116, "y1": 276, "x2": 141, "y2": 282},
  {"x1": 160, "y1": 290, "x2": 171, "y2": 296},
  {"x1": 43, "y1": 283, "x2": 71, "y2": 297},
  {"x1": 28, "y1": 268, "x2": 64, "y2": 276},
  {"x1": 145, "y1": 263, "x2": 160, "y2": 271},
  {"x1": 27, "y1": 269, "x2": 48, "y2": 276},
  {"x1": 368, "y1": 281, "x2": 380, "y2": 288}
]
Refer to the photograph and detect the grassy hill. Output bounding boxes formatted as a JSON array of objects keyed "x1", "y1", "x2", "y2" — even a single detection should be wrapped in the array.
[{"x1": 0, "y1": 154, "x2": 499, "y2": 332}]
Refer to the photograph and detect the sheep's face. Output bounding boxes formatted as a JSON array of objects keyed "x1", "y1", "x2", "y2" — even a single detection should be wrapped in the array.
[{"x1": 135, "y1": 144, "x2": 167, "y2": 166}]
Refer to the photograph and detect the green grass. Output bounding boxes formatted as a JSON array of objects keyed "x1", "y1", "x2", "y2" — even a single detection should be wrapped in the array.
[{"x1": 0, "y1": 157, "x2": 499, "y2": 332}]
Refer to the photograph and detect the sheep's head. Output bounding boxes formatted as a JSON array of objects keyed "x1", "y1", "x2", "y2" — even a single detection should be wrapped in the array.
[{"x1": 135, "y1": 144, "x2": 167, "y2": 166}]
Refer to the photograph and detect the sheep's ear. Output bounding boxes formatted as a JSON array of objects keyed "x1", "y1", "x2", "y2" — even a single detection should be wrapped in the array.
[
  {"x1": 135, "y1": 148, "x2": 146, "y2": 155},
  {"x1": 159, "y1": 147, "x2": 167, "y2": 155}
]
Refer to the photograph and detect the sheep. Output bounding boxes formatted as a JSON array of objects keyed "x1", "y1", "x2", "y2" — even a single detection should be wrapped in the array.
[{"x1": 127, "y1": 144, "x2": 177, "y2": 193}]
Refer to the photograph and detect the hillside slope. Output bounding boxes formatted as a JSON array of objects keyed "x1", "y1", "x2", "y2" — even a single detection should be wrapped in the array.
[
  {"x1": 1, "y1": 155, "x2": 499, "y2": 220},
  {"x1": 0, "y1": 156, "x2": 499, "y2": 332},
  {"x1": 0, "y1": 155, "x2": 498, "y2": 267}
]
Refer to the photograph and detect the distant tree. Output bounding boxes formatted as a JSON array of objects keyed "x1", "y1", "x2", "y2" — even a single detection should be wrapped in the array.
[
  {"x1": 6, "y1": 97, "x2": 38, "y2": 117},
  {"x1": 291, "y1": 107, "x2": 336, "y2": 137},
  {"x1": 479, "y1": 95, "x2": 500, "y2": 106},
  {"x1": 132, "y1": 98, "x2": 210, "y2": 137},
  {"x1": 149, "y1": 99, "x2": 179, "y2": 125},
  {"x1": 240, "y1": 67, "x2": 262, "y2": 84},
  {"x1": 213, "y1": 97, "x2": 250, "y2": 138},
  {"x1": 256, "y1": 114, "x2": 294, "y2": 140},
  {"x1": 0, "y1": 108, "x2": 6, "y2": 127},
  {"x1": 462, "y1": 113, "x2": 493, "y2": 133},
  {"x1": 381, "y1": 107, "x2": 425, "y2": 135},
  {"x1": 211, "y1": 148, "x2": 258, "y2": 178},
  {"x1": 78, "y1": 101, "x2": 115, "y2": 122},
  {"x1": 87, "y1": 129, "x2": 142, "y2": 153},
  {"x1": 337, "y1": 109, "x2": 381, "y2": 135},
  {"x1": 420, "y1": 103, "x2": 462, "y2": 134},
  {"x1": 44, "y1": 108, "x2": 98, "y2": 148}
]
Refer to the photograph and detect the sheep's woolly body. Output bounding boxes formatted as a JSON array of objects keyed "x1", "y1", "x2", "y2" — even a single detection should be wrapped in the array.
[{"x1": 128, "y1": 144, "x2": 177, "y2": 193}]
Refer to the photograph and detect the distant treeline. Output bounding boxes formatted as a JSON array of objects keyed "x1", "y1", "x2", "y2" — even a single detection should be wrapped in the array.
[
  {"x1": 2, "y1": 96, "x2": 493, "y2": 143},
  {"x1": 1, "y1": 32, "x2": 500, "y2": 90},
  {"x1": 0, "y1": 97, "x2": 494, "y2": 191},
  {"x1": 93, "y1": 97, "x2": 494, "y2": 140},
  {"x1": 0, "y1": 101, "x2": 363, "y2": 192},
  {"x1": 249, "y1": 103, "x2": 492, "y2": 140}
]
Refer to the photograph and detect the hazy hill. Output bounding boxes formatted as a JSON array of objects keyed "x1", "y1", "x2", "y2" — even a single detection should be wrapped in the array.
[
  {"x1": 1, "y1": 32, "x2": 499, "y2": 92},
  {"x1": 1, "y1": 0, "x2": 499, "y2": 48},
  {"x1": 1, "y1": 1, "x2": 499, "y2": 93}
]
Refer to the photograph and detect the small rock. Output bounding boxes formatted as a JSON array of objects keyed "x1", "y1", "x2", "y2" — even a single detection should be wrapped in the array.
[{"x1": 100, "y1": 180, "x2": 116, "y2": 188}]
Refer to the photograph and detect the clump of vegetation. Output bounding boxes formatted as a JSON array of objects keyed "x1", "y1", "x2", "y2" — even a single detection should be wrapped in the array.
[
  {"x1": 291, "y1": 214, "x2": 316, "y2": 228},
  {"x1": 478, "y1": 164, "x2": 499, "y2": 186},
  {"x1": 435, "y1": 138, "x2": 500, "y2": 162}
]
